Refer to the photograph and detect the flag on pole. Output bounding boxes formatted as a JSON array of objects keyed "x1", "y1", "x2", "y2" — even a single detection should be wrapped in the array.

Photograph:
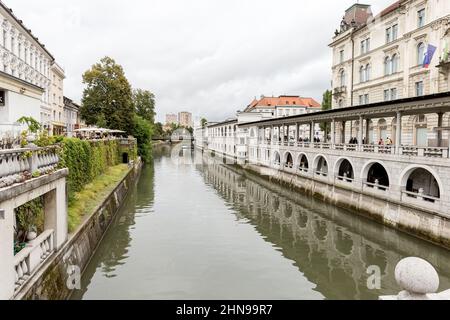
[{"x1": 423, "y1": 44, "x2": 437, "y2": 68}]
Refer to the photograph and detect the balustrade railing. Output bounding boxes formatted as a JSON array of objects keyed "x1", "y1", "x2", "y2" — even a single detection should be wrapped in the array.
[
  {"x1": 258, "y1": 141, "x2": 450, "y2": 159},
  {"x1": 0, "y1": 146, "x2": 60, "y2": 189},
  {"x1": 14, "y1": 230, "x2": 54, "y2": 292}
]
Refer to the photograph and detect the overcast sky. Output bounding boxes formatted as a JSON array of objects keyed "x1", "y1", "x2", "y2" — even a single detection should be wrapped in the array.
[{"x1": 10, "y1": 0, "x2": 393, "y2": 123}]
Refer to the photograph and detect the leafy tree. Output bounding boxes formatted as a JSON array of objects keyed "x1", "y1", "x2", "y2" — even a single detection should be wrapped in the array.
[
  {"x1": 133, "y1": 89, "x2": 155, "y2": 123},
  {"x1": 320, "y1": 90, "x2": 333, "y2": 140},
  {"x1": 80, "y1": 56, "x2": 134, "y2": 134},
  {"x1": 152, "y1": 122, "x2": 164, "y2": 139},
  {"x1": 132, "y1": 115, "x2": 153, "y2": 162}
]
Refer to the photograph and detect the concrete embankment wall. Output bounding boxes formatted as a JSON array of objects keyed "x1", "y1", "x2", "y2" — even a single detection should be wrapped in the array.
[
  {"x1": 242, "y1": 162, "x2": 450, "y2": 250},
  {"x1": 14, "y1": 159, "x2": 142, "y2": 300}
]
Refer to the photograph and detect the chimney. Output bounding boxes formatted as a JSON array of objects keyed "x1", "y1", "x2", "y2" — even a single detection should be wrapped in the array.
[{"x1": 344, "y1": 3, "x2": 373, "y2": 27}]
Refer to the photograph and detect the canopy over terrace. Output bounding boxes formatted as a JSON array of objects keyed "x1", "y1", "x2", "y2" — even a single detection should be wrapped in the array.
[
  {"x1": 239, "y1": 91, "x2": 450, "y2": 148},
  {"x1": 74, "y1": 128, "x2": 127, "y2": 140}
]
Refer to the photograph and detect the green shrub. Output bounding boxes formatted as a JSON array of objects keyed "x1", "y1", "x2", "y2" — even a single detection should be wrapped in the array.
[{"x1": 59, "y1": 138, "x2": 122, "y2": 203}]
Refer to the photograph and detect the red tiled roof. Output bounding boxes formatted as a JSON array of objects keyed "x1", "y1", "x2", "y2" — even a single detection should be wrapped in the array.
[{"x1": 246, "y1": 96, "x2": 321, "y2": 111}]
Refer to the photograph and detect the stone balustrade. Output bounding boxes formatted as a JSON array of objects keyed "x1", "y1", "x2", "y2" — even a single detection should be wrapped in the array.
[
  {"x1": 13, "y1": 230, "x2": 55, "y2": 292},
  {"x1": 380, "y1": 257, "x2": 450, "y2": 300},
  {"x1": 259, "y1": 141, "x2": 450, "y2": 159},
  {"x1": 0, "y1": 146, "x2": 60, "y2": 189}
]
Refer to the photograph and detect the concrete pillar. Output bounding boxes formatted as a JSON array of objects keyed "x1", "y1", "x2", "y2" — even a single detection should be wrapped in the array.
[
  {"x1": 437, "y1": 112, "x2": 443, "y2": 147},
  {"x1": 396, "y1": 112, "x2": 402, "y2": 153},
  {"x1": 358, "y1": 116, "x2": 364, "y2": 146},
  {"x1": 295, "y1": 123, "x2": 299, "y2": 142},
  {"x1": 365, "y1": 118, "x2": 370, "y2": 144},
  {"x1": 44, "y1": 179, "x2": 68, "y2": 250},
  {"x1": 331, "y1": 119, "x2": 336, "y2": 145},
  {"x1": 341, "y1": 121, "x2": 346, "y2": 144},
  {"x1": 310, "y1": 121, "x2": 314, "y2": 141},
  {"x1": 0, "y1": 203, "x2": 15, "y2": 300}
]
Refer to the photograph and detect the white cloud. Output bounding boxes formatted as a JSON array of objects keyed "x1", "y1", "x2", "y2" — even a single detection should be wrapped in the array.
[{"x1": 8, "y1": 0, "x2": 394, "y2": 122}]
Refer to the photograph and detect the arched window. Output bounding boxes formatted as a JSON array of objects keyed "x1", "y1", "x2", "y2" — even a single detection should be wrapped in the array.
[
  {"x1": 384, "y1": 56, "x2": 391, "y2": 75},
  {"x1": 339, "y1": 69, "x2": 346, "y2": 87},
  {"x1": 359, "y1": 65, "x2": 365, "y2": 83},
  {"x1": 365, "y1": 64, "x2": 371, "y2": 81},
  {"x1": 391, "y1": 54, "x2": 399, "y2": 73},
  {"x1": 417, "y1": 42, "x2": 425, "y2": 66}
]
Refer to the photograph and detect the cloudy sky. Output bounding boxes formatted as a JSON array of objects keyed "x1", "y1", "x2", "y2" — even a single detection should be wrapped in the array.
[{"x1": 10, "y1": 0, "x2": 393, "y2": 123}]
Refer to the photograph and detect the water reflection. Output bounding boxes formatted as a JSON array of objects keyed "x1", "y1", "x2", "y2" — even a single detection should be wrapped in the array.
[
  {"x1": 72, "y1": 146, "x2": 450, "y2": 300},
  {"x1": 197, "y1": 152, "x2": 450, "y2": 300}
]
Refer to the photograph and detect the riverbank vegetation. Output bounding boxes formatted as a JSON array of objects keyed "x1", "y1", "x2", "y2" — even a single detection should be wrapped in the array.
[{"x1": 68, "y1": 164, "x2": 129, "y2": 232}]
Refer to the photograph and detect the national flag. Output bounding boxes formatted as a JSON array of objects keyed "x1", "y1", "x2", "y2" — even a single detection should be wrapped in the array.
[{"x1": 423, "y1": 44, "x2": 437, "y2": 68}]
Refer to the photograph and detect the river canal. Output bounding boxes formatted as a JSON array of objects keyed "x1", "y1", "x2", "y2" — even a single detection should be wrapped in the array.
[{"x1": 71, "y1": 144, "x2": 450, "y2": 300}]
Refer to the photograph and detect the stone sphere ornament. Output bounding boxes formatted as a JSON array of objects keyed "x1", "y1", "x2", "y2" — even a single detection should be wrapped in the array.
[{"x1": 395, "y1": 257, "x2": 439, "y2": 295}]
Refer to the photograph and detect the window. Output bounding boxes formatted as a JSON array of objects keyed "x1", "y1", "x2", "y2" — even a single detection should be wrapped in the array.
[
  {"x1": 339, "y1": 69, "x2": 346, "y2": 87},
  {"x1": 2, "y1": 30, "x2": 6, "y2": 47},
  {"x1": 359, "y1": 66, "x2": 365, "y2": 83},
  {"x1": 18, "y1": 43, "x2": 22, "y2": 59},
  {"x1": 391, "y1": 88, "x2": 397, "y2": 100},
  {"x1": 417, "y1": 42, "x2": 425, "y2": 66},
  {"x1": 359, "y1": 94, "x2": 369, "y2": 105},
  {"x1": 386, "y1": 27, "x2": 392, "y2": 43},
  {"x1": 392, "y1": 54, "x2": 399, "y2": 73},
  {"x1": 11, "y1": 37, "x2": 15, "y2": 54},
  {"x1": 360, "y1": 38, "x2": 370, "y2": 55},
  {"x1": 365, "y1": 64, "x2": 371, "y2": 81},
  {"x1": 418, "y1": 9, "x2": 425, "y2": 28},
  {"x1": 384, "y1": 88, "x2": 397, "y2": 101},
  {"x1": 25, "y1": 48, "x2": 28, "y2": 64},
  {"x1": 360, "y1": 64, "x2": 370, "y2": 83},
  {"x1": 339, "y1": 50, "x2": 344, "y2": 63},
  {"x1": 392, "y1": 24, "x2": 398, "y2": 41},
  {"x1": 415, "y1": 81, "x2": 424, "y2": 96},
  {"x1": 384, "y1": 56, "x2": 392, "y2": 75}
]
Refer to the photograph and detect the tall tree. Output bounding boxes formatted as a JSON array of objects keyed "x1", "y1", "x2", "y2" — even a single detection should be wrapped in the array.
[
  {"x1": 133, "y1": 89, "x2": 155, "y2": 123},
  {"x1": 80, "y1": 56, "x2": 134, "y2": 133},
  {"x1": 200, "y1": 118, "x2": 208, "y2": 128}
]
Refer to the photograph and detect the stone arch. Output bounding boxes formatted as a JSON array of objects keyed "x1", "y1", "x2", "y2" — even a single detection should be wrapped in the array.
[
  {"x1": 335, "y1": 157, "x2": 355, "y2": 181},
  {"x1": 361, "y1": 161, "x2": 390, "y2": 189},
  {"x1": 313, "y1": 154, "x2": 329, "y2": 176},
  {"x1": 399, "y1": 165, "x2": 442, "y2": 200},
  {"x1": 297, "y1": 153, "x2": 309, "y2": 171},
  {"x1": 273, "y1": 151, "x2": 281, "y2": 165},
  {"x1": 283, "y1": 151, "x2": 294, "y2": 168}
]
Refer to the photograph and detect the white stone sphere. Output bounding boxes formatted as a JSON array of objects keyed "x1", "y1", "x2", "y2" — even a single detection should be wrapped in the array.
[{"x1": 395, "y1": 257, "x2": 439, "y2": 294}]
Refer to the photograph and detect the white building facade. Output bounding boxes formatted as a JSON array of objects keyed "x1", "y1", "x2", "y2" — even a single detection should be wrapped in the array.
[{"x1": 0, "y1": 1, "x2": 60, "y2": 138}]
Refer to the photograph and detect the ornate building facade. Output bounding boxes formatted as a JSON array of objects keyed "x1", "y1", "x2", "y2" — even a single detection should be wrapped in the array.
[
  {"x1": 330, "y1": 0, "x2": 450, "y2": 146},
  {"x1": 0, "y1": 1, "x2": 62, "y2": 135}
]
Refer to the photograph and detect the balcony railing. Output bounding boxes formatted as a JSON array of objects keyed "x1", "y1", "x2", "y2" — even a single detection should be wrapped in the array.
[
  {"x1": 250, "y1": 141, "x2": 450, "y2": 159},
  {"x1": 14, "y1": 229, "x2": 55, "y2": 292}
]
